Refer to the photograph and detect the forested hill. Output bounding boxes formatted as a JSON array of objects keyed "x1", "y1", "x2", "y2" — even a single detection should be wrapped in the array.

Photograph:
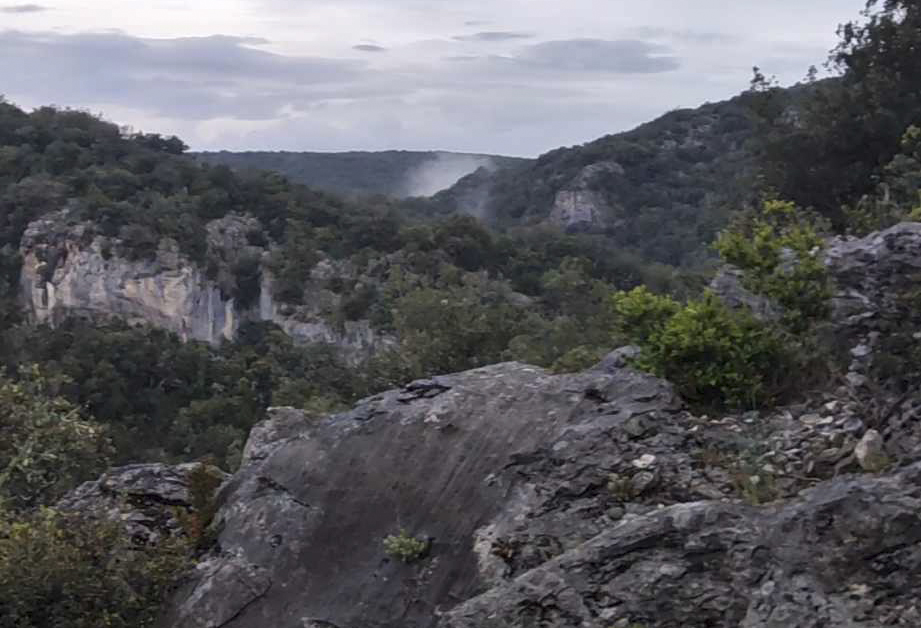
[
  {"x1": 428, "y1": 92, "x2": 777, "y2": 268},
  {"x1": 193, "y1": 149, "x2": 530, "y2": 198}
]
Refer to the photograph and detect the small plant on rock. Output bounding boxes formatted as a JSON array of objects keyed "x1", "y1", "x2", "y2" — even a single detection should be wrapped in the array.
[{"x1": 383, "y1": 529, "x2": 429, "y2": 563}]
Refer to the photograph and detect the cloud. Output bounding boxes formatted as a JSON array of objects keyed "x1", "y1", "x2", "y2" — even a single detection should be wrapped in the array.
[
  {"x1": 518, "y1": 39, "x2": 680, "y2": 74},
  {"x1": 1, "y1": 3, "x2": 48, "y2": 12},
  {"x1": 0, "y1": 30, "x2": 370, "y2": 120},
  {"x1": 453, "y1": 31, "x2": 533, "y2": 42},
  {"x1": 631, "y1": 26, "x2": 739, "y2": 45},
  {"x1": 353, "y1": 44, "x2": 386, "y2": 52}
]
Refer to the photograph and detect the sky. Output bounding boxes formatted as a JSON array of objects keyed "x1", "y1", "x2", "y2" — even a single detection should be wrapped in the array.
[{"x1": 0, "y1": 0, "x2": 867, "y2": 156}]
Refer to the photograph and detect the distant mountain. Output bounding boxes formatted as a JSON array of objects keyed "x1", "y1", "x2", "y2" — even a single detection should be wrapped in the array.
[{"x1": 192, "y1": 150, "x2": 531, "y2": 198}]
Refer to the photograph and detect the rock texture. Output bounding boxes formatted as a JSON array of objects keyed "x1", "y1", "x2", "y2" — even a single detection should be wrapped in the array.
[
  {"x1": 18, "y1": 212, "x2": 390, "y2": 361},
  {"x1": 548, "y1": 162, "x2": 623, "y2": 233},
  {"x1": 59, "y1": 463, "x2": 228, "y2": 545},
  {"x1": 158, "y1": 355, "x2": 921, "y2": 628}
]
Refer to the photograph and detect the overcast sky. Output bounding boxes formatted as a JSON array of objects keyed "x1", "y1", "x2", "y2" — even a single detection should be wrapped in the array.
[{"x1": 1, "y1": 0, "x2": 866, "y2": 156}]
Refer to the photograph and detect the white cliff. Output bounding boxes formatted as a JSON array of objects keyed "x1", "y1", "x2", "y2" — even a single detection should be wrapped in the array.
[
  {"x1": 18, "y1": 213, "x2": 391, "y2": 362},
  {"x1": 547, "y1": 160, "x2": 624, "y2": 232}
]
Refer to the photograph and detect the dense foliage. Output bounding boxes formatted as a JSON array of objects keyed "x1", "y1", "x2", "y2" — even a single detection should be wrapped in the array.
[
  {"x1": 427, "y1": 96, "x2": 760, "y2": 267},
  {"x1": 749, "y1": 0, "x2": 921, "y2": 230},
  {"x1": 716, "y1": 200, "x2": 831, "y2": 332},
  {"x1": 613, "y1": 288, "x2": 792, "y2": 408},
  {"x1": 0, "y1": 507, "x2": 189, "y2": 628},
  {"x1": 0, "y1": 367, "x2": 112, "y2": 510}
]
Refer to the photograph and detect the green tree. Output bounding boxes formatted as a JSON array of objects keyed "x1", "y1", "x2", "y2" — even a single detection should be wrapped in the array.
[
  {"x1": 751, "y1": 0, "x2": 921, "y2": 228},
  {"x1": 0, "y1": 366, "x2": 112, "y2": 509}
]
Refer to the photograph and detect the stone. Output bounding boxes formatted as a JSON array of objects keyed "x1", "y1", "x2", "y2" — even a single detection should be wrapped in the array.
[
  {"x1": 855, "y1": 429, "x2": 890, "y2": 472},
  {"x1": 547, "y1": 162, "x2": 624, "y2": 233},
  {"x1": 709, "y1": 266, "x2": 781, "y2": 321},
  {"x1": 631, "y1": 454, "x2": 657, "y2": 469},
  {"x1": 58, "y1": 463, "x2": 228, "y2": 544},
  {"x1": 593, "y1": 345, "x2": 641, "y2": 373}
]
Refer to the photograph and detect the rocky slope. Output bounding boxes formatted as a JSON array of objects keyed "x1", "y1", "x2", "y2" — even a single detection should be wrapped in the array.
[
  {"x1": 61, "y1": 223, "x2": 921, "y2": 628},
  {"x1": 18, "y1": 211, "x2": 391, "y2": 361}
]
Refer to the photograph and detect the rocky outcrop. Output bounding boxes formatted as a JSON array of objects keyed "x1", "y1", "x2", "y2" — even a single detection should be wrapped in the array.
[
  {"x1": 58, "y1": 463, "x2": 228, "y2": 545},
  {"x1": 443, "y1": 464, "x2": 921, "y2": 627},
  {"x1": 20, "y1": 214, "x2": 238, "y2": 344},
  {"x1": 18, "y1": 212, "x2": 391, "y2": 361},
  {"x1": 709, "y1": 266, "x2": 782, "y2": 321},
  {"x1": 158, "y1": 353, "x2": 921, "y2": 628},
  {"x1": 825, "y1": 221, "x2": 921, "y2": 335},
  {"x1": 548, "y1": 161, "x2": 623, "y2": 232}
]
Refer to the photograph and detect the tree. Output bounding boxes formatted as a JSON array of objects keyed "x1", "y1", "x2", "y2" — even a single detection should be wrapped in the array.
[
  {"x1": 0, "y1": 507, "x2": 188, "y2": 628},
  {"x1": 0, "y1": 366, "x2": 112, "y2": 509},
  {"x1": 751, "y1": 0, "x2": 921, "y2": 228}
]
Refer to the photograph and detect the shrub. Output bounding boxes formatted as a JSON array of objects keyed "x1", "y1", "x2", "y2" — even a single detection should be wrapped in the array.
[
  {"x1": 611, "y1": 285, "x2": 680, "y2": 344},
  {"x1": 383, "y1": 529, "x2": 429, "y2": 563},
  {"x1": 613, "y1": 288, "x2": 792, "y2": 409},
  {"x1": 715, "y1": 200, "x2": 830, "y2": 333},
  {"x1": 0, "y1": 366, "x2": 112, "y2": 509},
  {"x1": 0, "y1": 507, "x2": 189, "y2": 628},
  {"x1": 174, "y1": 463, "x2": 223, "y2": 548}
]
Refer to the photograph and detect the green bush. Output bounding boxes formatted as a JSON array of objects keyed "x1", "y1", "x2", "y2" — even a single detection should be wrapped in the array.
[
  {"x1": 0, "y1": 366, "x2": 112, "y2": 509},
  {"x1": 0, "y1": 507, "x2": 189, "y2": 628},
  {"x1": 716, "y1": 200, "x2": 830, "y2": 332},
  {"x1": 613, "y1": 288, "x2": 791, "y2": 408},
  {"x1": 383, "y1": 529, "x2": 429, "y2": 563}
]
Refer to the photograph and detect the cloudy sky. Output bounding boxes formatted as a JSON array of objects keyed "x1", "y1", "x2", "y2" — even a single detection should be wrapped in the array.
[{"x1": 1, "y1": 0, "x2": 865, "y2": 156}]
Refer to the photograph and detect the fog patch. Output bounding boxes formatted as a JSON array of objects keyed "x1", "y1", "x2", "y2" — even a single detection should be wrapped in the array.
[{"x1": 403, "y1": 152, "x2": 496, "y2": 197}]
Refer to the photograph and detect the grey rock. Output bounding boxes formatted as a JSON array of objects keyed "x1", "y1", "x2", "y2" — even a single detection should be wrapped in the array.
[
  {"x1": 593, "y1": 345, "x2": 641, "y2": 372},
  {"x1": 547, "y1": 161, "x2": 623, "y2": 233},
  {"x1": 161, "y1": 362, "x2": 735, "y2": 628},
  {"x1": 855, "y1": 429, "x2": 889, "y2": 472},
  {"x1": 709, "y1": 266, "x2": 781, "y2": 321},
  {"x1": 443, "y1": 464, "x2": 921, "y2": 628},
  {"x1": 58, "y1": 463, "x2": 227, "y2": 544}
]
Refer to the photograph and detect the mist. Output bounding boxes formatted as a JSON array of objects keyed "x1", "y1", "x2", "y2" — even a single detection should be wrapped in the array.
[{"x1": 403, "y1": 152, "x2": 496, "y2": 197}]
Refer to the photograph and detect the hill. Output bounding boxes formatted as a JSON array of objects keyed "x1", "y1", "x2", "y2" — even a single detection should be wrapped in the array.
[
  {"x1": 428, "y1": 93, "x2": 773, "y2": 267},
  {"x1": 192, "y1": 150, "x2": 530, "y2": 198}
]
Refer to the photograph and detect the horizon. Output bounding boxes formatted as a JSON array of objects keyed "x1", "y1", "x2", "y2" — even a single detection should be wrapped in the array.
[{"x1": 2, "y1": 0, "x2": 865, "y2": 156}]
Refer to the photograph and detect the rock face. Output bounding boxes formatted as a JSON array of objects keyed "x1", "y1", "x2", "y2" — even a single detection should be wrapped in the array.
[
  {"x1": 58, "y1": 463, "x2": 228, "y2": 545},
  {"x1": 159, "y1": 355, "x2": 921, "y2": 627},
  {"x1": 18, "y1": 212, "x2": 390, "y2": 361},
  {"x1": 444, "y1": 465, "x2": 921, "y2": 627},
  {"x1": 548, "y1": 161, "x2": 623, "y2": 232},
  {"x1": 825, "y1": 222, "x2": 921, "y2": 336},
  {"x1": 20, "y1": 215, "x2": 239, "y2": 344}
]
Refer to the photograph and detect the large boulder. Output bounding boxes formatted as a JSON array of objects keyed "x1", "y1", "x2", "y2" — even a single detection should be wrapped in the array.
[
  {"x1": 152, "y1": 221, "x2": 921, "y2": 628},
  {"x1": 161, "y1": 362, "x2": 739, "y2": 628},
  {"x1": 159, "y1": 358, "x2": 921, "y2": 628}
]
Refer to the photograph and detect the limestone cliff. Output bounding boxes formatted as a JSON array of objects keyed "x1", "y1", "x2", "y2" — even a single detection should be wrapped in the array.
[
  {"x1": 18, "y1": 212, "x2": 391, "y2": 360},
  {"x1": 547, "y1": 161, "x2": 623, "y2": 233}
]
